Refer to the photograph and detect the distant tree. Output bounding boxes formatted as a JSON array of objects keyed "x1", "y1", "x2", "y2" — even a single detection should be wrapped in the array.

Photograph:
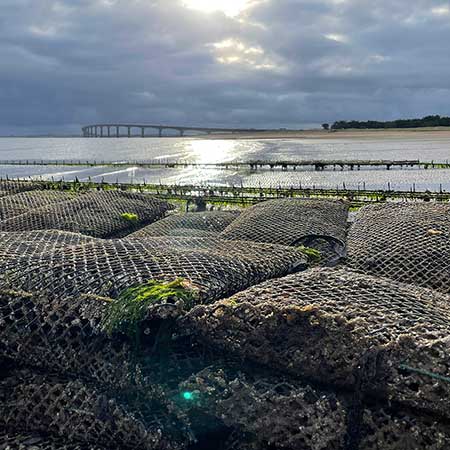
[
  {"x1": 330, "y1": 115, "x2": 450, "y2": 130},
  {"x1": 322, "y1": 123, "x2": 330, "y2": 130}
]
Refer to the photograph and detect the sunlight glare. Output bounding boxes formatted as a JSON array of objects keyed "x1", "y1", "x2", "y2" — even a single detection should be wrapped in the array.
[
  {"x1": 187, "y1": 140, "x2": 240, "y2": 164},
  {"x1": 183, "y1": 0, "x2": 250, "y2": 17}
]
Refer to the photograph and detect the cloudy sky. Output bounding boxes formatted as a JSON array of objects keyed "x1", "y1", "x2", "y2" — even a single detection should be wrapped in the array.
[{"x1": 1, "y1": 0, "x2": 450, "y2": 134}]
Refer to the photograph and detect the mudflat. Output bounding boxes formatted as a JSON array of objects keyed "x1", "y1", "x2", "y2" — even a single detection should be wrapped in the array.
[{"x1": 200, "y1": 127, "x2": 450, "y2": 140}]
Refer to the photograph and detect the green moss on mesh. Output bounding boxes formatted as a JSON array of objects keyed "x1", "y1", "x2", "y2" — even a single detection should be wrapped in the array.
[
  {"x1": 103, "y1": 279, "x2": 196, "y2": 338},
  {"x1": 121, "y1": 212, "x2": 139, "y2": 222},
  {"x1": 298, "y1": 246, "x2": 322, "y2": 264}
]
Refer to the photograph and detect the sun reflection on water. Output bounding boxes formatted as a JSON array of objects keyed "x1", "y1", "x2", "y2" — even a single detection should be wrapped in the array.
[{"x1": 186, "y1": 139, "x2": 241, "y2": 164}]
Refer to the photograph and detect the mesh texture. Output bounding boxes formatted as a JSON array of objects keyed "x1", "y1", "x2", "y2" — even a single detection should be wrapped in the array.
[
  {"x1": 185, "y1": 267, "x2": 450, "y2": 419},
  {"x1": 0, "y1": 237, "x2": 306, "y2": 305},
  {"x1": 130, "y1": 211, "x2": 240, "y2": 239},
  {"x1": 180, "y1": 366, "x2": 450, "y2": 450},
  {"x1": 219, "y1": 198, "x2": 349, "y2": 264},
  {"x1": 0, "y1": 369, "x2": 180, "y2": 450},
  {"x1": 0, "y1": 191, "x2": 75, "y2": 221},
  {"x1": 0, "y1": 191, "x2": 173, "y2": 238},
  {"x1": 346, "y1": 202, "x2": 450, "y2": 293}
]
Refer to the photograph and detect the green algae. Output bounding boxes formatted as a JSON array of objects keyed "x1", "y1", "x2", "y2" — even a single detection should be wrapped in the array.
[
  {"x1": 103, "y1": 279, "x2": 196, "y2": 339},
  {"x1": 120, "y1": 212, "x2": 139, "y2": 222},
  {"x1": 298, "y1": 246, "x2": 322, "y2": 264}
]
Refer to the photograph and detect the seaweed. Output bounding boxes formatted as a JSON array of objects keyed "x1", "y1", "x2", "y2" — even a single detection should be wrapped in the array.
[
  {"x1": 121, "y1": 212, "x2": 139, "y2": 222},
  {"x1": 298, "y1": 245, "x2": 322, "y2": 264},
  {"x1": 102, "y1": 278, "x2": 196, "y2": 339}
]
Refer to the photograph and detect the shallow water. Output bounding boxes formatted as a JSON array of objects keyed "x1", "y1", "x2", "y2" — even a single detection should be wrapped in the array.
[{"x1": 1, "y1": 136, "x2": 450, "y2": 191}]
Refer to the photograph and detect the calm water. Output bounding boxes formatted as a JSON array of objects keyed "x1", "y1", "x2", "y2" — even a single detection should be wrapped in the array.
[{"x1": 1, "y1": 136, "x2": 450, "y2": 191}]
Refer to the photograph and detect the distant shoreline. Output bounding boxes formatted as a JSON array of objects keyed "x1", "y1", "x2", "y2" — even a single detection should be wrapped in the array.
[
  {"x1": 3, "y1": 126, "x2": 450, "y2": 140},
  {"x1": 197, "y1": 127, "x2": 450, "y2": 140}
]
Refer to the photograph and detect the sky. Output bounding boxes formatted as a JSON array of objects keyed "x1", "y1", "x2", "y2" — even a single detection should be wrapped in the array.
[{"x1": 1, "y1": 0, "x2": 450, "y2": 134}]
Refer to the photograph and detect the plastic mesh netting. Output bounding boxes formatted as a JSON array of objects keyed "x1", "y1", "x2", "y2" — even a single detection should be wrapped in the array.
[
  {"x1": 0, "y1": 180, "x2": 42, "y2": 198},
  {"x1": 180, "y1": 366, "x2": 450, "y2": 450},
  {"x1": 0, "y1": 230, "x2": 96, "y2": 260},
  {"x1": 129, "y1": 211, "x2": 240, "y2": 239},
  {"x1": 180, "y1": 367, "x2": 347, "y2": 450},
  {"x1": 0, "y1": 369, "x2": 184, "y2": 450},
  {"x1": 0, "y1": 432, "x2": 108, "y2": 450},
  {"x1": 1, "y1": 185, "x2": 450, "y2": 449},
  {"x1": 0, "y1": 236, "x2": 306, "y2": 305},
  {"x1": 0, "y1": 290, "x2": 132, "y2": 388},
  {"x1": 0, "y1": 190, "x2": 75, "y2": 221},
  {"x1": 185, "y1": 267, "x2": 450, "y2": 419},
  {"x1": 346, "y1": 202, "x2": 450, "y2": 293},
  {"x1": 0, "y1": 191, "x2": 173, "y2": 238},
  {"x1": 219, "y1": 199, "x2": 349, "y2": 264},
  {"x1": 360, "y1": 408, "x2": 450, "y2": 450}
]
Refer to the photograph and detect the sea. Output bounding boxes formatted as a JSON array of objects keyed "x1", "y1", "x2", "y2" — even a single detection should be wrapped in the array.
[{"x1": 1, "y1": 136, "x2": 450, "y2": 191}]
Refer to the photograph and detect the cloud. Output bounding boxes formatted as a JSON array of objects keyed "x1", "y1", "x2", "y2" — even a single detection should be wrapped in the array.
[{"x1": 1, "y1": 0, "x2": 450, "y2": 134}]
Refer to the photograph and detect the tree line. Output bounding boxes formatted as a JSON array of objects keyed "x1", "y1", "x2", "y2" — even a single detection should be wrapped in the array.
[{"x1": 322, "y1": 115, "x2": 450, "y2": 130}]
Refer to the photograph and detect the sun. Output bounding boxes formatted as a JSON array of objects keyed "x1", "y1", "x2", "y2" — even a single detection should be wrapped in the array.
[{"x1": 183, "y1": 0, "x2": 251, "y2": 17}]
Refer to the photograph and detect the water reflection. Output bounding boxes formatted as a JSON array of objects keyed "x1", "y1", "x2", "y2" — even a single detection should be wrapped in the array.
[
  {"x1": 184, "y1": 139, "x2": 242, "y2": 163},
  {"x1": 1, "y1": 136, "x2": 450, "y2": 191}
]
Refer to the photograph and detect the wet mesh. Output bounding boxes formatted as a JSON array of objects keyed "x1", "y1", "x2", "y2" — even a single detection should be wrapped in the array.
[
  {"x1": 346, "y1": 202, "x2": 450, "y2": 293},
  {"x1": 0, "y1": 180, "x2": 42, "y2": 198},
  {"x1": 185, "y1": 267, "x2": 450, "y2": 419},
  {"x1": 0, "y1": 230, "x2": 97, "y2": 261},
  {"x1": 219, "y1": 199, "x2": 349, "y2": 264},
  {"x1": 0, "y1": 290, "x2": 132, "y2": 388},
  {"x1": 0, "y1": 369, "x2": 181, "y2": 450},
  {"x1": 0, "y1": 191, "x2": 173, "y2": 238},
  {"x1": 0, "y1": 432, "x2": 106, "y2": 450},
  {"x1": 129, "y1": 211, "x2": 240, "y2": 239},
  {"x1": 181, "y1": 367, "x2": 347, "y2": 450},
  {"x1": 0, "y1": 191, "x2": 75, "y2": 221},
  {"x1": 0, "y1": 237, "x2": 306, "y2": 306},
  {"x1": 0, "y1": 287, "x2": 207, "y2": 393},
  {"x1": 180, "y1": 366, "x2": 450, "y2": 450},
  {"x1": 361, "y1": 408, "x2": 450, "y2": 450}
]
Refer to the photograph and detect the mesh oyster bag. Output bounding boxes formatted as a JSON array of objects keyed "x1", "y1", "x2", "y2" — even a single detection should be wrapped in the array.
[
  {"x1": 180, "y1": 367, "x2": 347, "y2": 450},
  {"x1": 0, "y1": 369, "x2": 184, "y2": 450},
  {"x1": 129, "y1": 211, "x2": 240, "y2": 239},
  {"x1": 0, "y1": 290, "x2": 133, "y2": 388},
  {"x1": 360, "y1": 408, "x2": 450, "y2": 450},
  {"x1": 219, "y1": 199, "x2": 349, "y2": 264},
  {"x1": 346, "y1": 202, "x2": 450, "y2": 293},
  {"x1": 0, "y1": 190, "x2": 74, "y2": 221},
  {"x1": 0, "y1": 230, "x2": 96, "y2": 261},
  {"x1": 0, "y1": 237, "x2": 306, "y2": 305},
  {"x1": 0, "y1": 288, "x2": 209, "y2": 390},
  {"x1": 0, "y1": 190, "x2": 173, "y2": 238},
  {"x1": 180, "y1": 367, "x2": 450, "y2": 450},
  {"x1": 185, "y1": 267, "x2": 450, "y2": 419},
  {"x1": 0, "y1": 180, "x2": 42, "y2": 198},
  {"x1": 0, "y1": 432, "x2": 108, "y2": 450}
]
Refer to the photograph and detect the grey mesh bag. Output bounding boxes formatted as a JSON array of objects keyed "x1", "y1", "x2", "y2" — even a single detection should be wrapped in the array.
[{"x1": 346, "y1": 202, "x2": 450, "y2": 293}]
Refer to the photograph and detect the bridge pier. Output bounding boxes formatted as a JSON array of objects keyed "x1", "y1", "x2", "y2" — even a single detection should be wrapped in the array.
[{"x1": 82, "y1": 124, "x2": 279, "y2": 138}]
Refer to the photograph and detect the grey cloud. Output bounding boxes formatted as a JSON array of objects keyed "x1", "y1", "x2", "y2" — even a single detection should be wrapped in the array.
[{"x1": 1, "y1": 0, "x2": 450, "y2": 134}]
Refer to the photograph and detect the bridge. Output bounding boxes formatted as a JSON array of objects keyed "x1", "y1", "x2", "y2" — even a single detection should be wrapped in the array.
[{"x1": 81, "y1": 124, "x2": 277, "y2": 138}]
